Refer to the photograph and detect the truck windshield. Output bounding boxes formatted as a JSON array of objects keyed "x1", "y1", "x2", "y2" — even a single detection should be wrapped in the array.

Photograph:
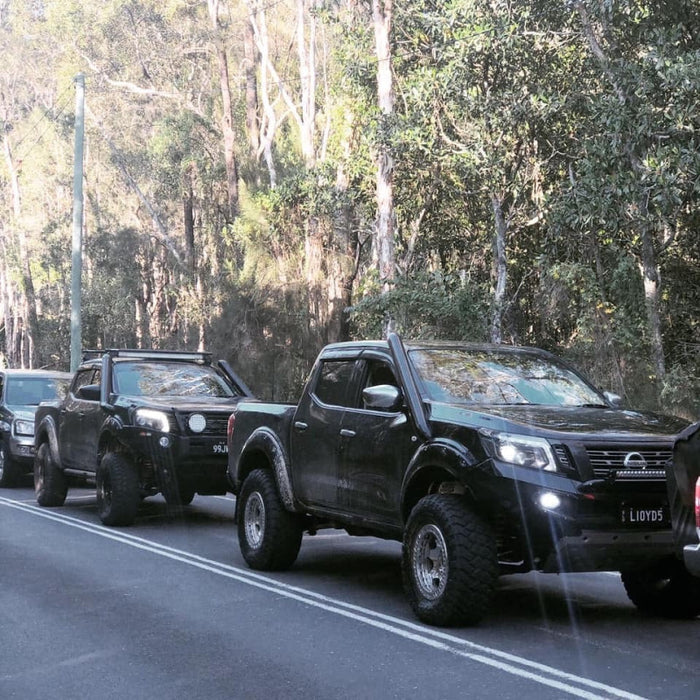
[
  {"x1": 409, "y1": 348, "x2": 606, "y2": 407},
  {"x1": 113, "y1": 361, "x2": 237, "y2": 398},
  {"x1": 5, "y1": 377, "x2": 70, "y2": 406}
]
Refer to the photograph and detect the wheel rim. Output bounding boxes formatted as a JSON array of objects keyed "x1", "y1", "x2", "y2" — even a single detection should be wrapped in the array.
[
  {"x1": 99, "y1": 471, "x2": 112, "y2": 507},
  {"x1": 0, "y1": 444, "x2": 5, "y2": 479},
  {"x1": 412, "y1": 523, "x2": 449, "y2": 600},
  {"x1": 244, "y1": 491, "x2": 266, "y2": 548}
]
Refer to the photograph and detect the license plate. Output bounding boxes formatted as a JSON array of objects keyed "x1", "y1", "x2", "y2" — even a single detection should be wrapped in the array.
[
  {"x1": 620, "y1": 504, "x2": 669, "y2": 527},
  {"x1": 212, "y1": 442, "x2": 228, "y2": 455}
]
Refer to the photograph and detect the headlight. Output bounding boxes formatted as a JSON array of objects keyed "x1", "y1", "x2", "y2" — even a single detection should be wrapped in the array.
[
  {"x1": 14, "y1": 419, "x2": 35, "y2": 437},
  {"x1": 484, "y1": 432, "x2": 556, "y2": 472},
  {"x1": 134, "y1": 408, "x2": 170, "y2": 432}
]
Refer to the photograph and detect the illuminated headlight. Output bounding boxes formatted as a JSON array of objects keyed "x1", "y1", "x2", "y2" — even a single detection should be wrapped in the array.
[
  {"x1": 14, "y1": 419, "x2": 35, "y2": 437},
  {"x1": 188, "y1": 413, "x2": 207, "y2": 433},
  {"x1": 134, "y1": 408, "x2": 170, "y2": 432},
  {"x1": 485, "y1": 432, "x2": 557, "y2": 472}
]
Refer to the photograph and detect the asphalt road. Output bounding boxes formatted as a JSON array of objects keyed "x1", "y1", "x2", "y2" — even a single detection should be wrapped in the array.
[{"x1": 2, "y1": 483, "x2": 698, "y2": 700}]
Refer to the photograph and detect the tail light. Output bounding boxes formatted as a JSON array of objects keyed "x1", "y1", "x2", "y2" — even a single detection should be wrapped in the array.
[
  {"x1": 227, "y1": 413, "x2": 236, "y2": 442},
  {"x1": 695, "y1": 477, "x2": 700, "y2": 535}
]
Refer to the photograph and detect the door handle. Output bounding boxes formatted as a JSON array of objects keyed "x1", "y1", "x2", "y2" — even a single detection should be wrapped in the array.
[
  {"x1": 339, "y1": 429, "x2": 356, "y2": 438},
  {"x1": 294, "y1": 421, "x2": 308, "y2": 431}
]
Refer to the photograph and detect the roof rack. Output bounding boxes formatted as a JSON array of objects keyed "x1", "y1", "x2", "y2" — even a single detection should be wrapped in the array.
[{"x1": 82, "y1": 349, "x2": 212, "y2": 363}]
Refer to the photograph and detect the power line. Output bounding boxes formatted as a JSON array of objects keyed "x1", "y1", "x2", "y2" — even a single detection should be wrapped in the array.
[{"x1": 11, "y1": 84, "x2": 76, "y2": 163}]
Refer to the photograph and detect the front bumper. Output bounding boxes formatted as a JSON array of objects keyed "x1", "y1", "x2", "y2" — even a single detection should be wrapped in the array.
[
  {"x1": 683, "y1": 543, "x2": 700, "y2": 577},
  {"x1": 489, "y1": 464, "x2": 674, "y2": 574},
  {"x1": 9, "y1": 434, "x2": 35, "y2": 464},
  {"x1": 123, "y1": 427, "x2": 229, "y2": 491}
]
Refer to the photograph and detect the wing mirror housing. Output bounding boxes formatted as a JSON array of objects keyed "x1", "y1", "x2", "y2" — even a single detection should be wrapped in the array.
[
  {"x1": 362, "y1": 384, "x2": 403, "y2": 412},
  {"x1": 76, "y1": 384, "x2": 101, "y2": 401},
  {"x1": 603, "y1": 391, "x2": 623, "y2": 408}
]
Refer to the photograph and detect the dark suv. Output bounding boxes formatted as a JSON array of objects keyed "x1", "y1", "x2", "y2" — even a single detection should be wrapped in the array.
[
  {"x1": 34, "y1": 349, "x2": 251, "y2": 525},
  {"x1": 0, "y1": 369, "x2": 71, "y2": 487}
]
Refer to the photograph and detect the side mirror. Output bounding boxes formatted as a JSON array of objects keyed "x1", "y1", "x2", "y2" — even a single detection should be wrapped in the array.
[
  {"x1": 76, "y1": 384, "x2": 101, "y2": 402},
  {"x1": 362, "y1": 384, "x2": 403, "y2": 412},
  {"x1": 603, "y1": 391, "x2": 623, "y2": 408}
]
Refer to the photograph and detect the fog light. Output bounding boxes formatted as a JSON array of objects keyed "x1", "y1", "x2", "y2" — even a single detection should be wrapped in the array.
[
  {"x1": 539, "y1": 492, "x2": 561, "y2": 510},
  {"x1": 159, "y1": 436, "x2": 170, "y2": 448}
]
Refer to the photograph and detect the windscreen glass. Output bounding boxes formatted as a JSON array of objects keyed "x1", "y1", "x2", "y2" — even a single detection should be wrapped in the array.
[
  {"x1": 5, "y1": 377, "x2": 70, "y2": 406},
  {"x1": 409, "y1": 348, "x2": 605, "y2": 407},
  {"x1": 113, "y1": 362, "x2": 237, "y2": 398}
]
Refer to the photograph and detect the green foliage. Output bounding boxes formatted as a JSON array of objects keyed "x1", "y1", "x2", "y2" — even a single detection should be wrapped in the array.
[
  {"x1": 1, "y1": 0, "x2": 698, "y2": 418},
  {"x1": 349, "y1": 272, "x2": 489, "y2": 341}
]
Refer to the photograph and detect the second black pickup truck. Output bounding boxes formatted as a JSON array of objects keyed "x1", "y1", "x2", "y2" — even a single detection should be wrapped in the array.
[
  {"x1": 227, "y1": 334, "x2": 697, "y2": 626},
  {"x1": 34, "y1": 349, "x2": 251, "y2": 526}
]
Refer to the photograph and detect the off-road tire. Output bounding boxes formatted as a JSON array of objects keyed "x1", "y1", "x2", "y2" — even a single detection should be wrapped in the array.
[
  {"x1": 0, "y1": 440, "x2": 20, "y2": 487},
  {"x1": 238, "y1": 468, "x2": 303, "y2": 571},
  {"x1": 402, "y1": 495, "x2": 498, "y2": 627},
  {"x1": 34, "y1": 441, "x2": 67, "y2": 507},
  {"x1": 96, "y1": 452, "x2": 140, "y2": 526},
  {"x1": 622, "y1": 557, "x2": 700, "y2": 619}
]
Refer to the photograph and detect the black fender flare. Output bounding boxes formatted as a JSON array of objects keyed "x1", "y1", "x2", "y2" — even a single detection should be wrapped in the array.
[
  {"x1": 400, "y1": 438, "x2": 484, "y2": 519},
  {"x1": 97, "y1": 415, "x2": 129, "y2": 461},
  {"x1": 35, "y1": 414, "x2": 62, "y2": 470},
  {"x1": 236, "y1": 427, "x2": 298, "y2": 512}
]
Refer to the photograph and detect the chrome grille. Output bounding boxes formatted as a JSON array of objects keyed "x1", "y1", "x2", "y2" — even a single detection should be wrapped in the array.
[{"x1": 585, "y1": 447, "x2": 671, "y2": 480}]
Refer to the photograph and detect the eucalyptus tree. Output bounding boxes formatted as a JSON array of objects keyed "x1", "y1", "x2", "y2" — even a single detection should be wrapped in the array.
[
  {"x1": 561, "y1": 0, "x2": 700, "y2": 393},
  {"x1": 0, "y1": 1, "x2": 68, "y2": 368}
]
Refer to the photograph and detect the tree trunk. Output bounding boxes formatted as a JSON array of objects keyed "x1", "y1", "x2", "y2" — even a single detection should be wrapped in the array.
[
  {"x1": 208, "y1": 0, "x2": 239, "y2": 220},
  {"x1": 3, "y1": 134, "x2": 38, "y2": 367},
  {"x1": 490, "y1": 194, "x2": 508, "y2": 344},
  {"x1": 639, "y1": 224, "x2": 666, "y2": 381},
  {"x1": 243, "y1": 18, "x2": 260, "y2": 159},
  {"x1": 296, "y1": 0, "x2": 316, "y2": 165},
  {"x1": 372, "y1": 0, "x2": 395, "y2": 324}
]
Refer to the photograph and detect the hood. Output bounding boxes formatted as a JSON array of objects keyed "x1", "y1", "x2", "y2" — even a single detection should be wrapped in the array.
[
  {"x1": 6, "y1": 407, "x2": 38, "y2": 419},
  {"x1": 429, "y1": 402, "x2": 689, "y2": 439},
  {"x1": 115, "y1": 395, "x2": 241, "y2": 413}
]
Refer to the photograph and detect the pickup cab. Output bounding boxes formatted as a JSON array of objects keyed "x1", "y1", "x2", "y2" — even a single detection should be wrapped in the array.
[
  {"x1": 34, "y1": 349, "x2": 251, "y2": 526},
  {"x1": 227, "y1": 334, "x2": 696, "y2": 626}
]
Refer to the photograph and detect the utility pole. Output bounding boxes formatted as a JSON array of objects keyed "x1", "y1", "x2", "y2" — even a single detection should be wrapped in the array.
[{"x1": 70, "y1": 73, "x2": 85, "y2": 372}]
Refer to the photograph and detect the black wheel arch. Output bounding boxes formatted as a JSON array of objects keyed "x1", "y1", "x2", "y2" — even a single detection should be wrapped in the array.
[
  {"x1": 401, "y1": 440, "x2": 483, "y2": 523},
  {"x1": 35, "y1": 415, "x2": 62, "y2": 470},
  {"x1": 234, "y1": 428, "x2": 299, "y2": 512}
]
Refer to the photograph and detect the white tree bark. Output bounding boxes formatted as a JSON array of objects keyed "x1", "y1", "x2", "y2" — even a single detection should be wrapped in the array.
[{"x1": 372, "y1": 0, "x2": 395, "y2": 307}]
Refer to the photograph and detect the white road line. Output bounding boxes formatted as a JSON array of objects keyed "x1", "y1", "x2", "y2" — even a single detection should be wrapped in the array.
[{"x1": 1, "y1": 496, "x2": 647, "y2": 700}]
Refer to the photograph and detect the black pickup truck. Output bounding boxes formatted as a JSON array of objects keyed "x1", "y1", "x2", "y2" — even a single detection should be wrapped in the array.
[
  {"x1": 34, "y1": 349, "x2": 251, "y2": 526},
  {"x1": 227, "y1": 334, "x2": 697, "y2": 626}
]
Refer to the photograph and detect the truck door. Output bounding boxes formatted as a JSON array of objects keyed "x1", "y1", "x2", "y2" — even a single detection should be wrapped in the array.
[
  {"x1": 59, "y1": 367, "x2": 102, "y2": 472},
  {"x1": 290, "y1": 356, "x2": 357, "y2": 508},
  {"x1": 337, "y1": 354, "x2": 416, "y2": 526}
]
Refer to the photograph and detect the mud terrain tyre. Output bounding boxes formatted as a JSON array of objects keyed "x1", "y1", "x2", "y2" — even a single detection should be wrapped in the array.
[
  {"x1": 34, "y1": 442, "x2": 67, "y2": 507},
  {"x1": 238, "y1": 468, "x2": 303, "y2": 571},
  {"x1": 402, "y1": 495, "x2": 498, "y2": 626},
  {"x1": 0, "y1": 440, "x2": 20, "y2": 487},
  {"x1": 96, "y1": 452, "x2": 140, "y2": 526},
  {"x1": 622, "y1": 556, "x2": 700, "y2": 619}
]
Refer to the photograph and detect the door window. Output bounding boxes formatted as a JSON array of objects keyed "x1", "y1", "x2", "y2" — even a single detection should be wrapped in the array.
[{"x1": 313, "y1": 360, "x2": 355, "y2": 407}]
